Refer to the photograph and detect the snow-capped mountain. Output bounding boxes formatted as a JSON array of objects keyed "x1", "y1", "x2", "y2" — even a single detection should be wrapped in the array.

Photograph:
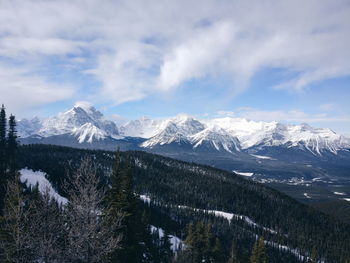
[
  {"x1": 18, "y1": 104, "x2": 350, "y2": 156},
  {"x1": 139, "y1": 114, "x2": 206, "y2": 148},
  {"x1": 190, "y1": 126, "x2": 241, "y2": 153},
  {"x1": 18, "y1": 103, "x2": 120, "y2": 143},
  {"x1": 122, "y1": 115, "x2": 349, "y2": 155}
]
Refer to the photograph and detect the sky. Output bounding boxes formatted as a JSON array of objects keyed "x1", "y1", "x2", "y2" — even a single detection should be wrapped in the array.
[{"x1": 1, "y1": 0, "x2": 350, "y2": 135}]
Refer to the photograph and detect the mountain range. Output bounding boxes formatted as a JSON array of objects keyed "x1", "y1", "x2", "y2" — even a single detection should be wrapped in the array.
[
  {"x1": 18, "y1": 103, "x2": 350, "y2": 202},
  {"x1": 18, "y1": 103, "x2": 350, "y2": 154}
]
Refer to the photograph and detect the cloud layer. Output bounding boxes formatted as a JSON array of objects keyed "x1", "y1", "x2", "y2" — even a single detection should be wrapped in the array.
[{"x1": 1, "y1": 0, "x2": 350, "y2": 110}]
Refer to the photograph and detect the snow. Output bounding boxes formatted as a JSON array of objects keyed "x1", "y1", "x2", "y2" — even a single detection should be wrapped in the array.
[
  {"x1": 150, "y1": 226, "x2": 183, "y2": 252},
  {"x1": 20, "y1": 168, "x2": 68, "y2": 205},
  {"x1": 334, "y1": 192, "x2": 346, "y2": 196},
  {"x1": 190, "y1": 126, "x2": 240, "y2": 153},
  {"x1": 139, "y1": 195, "x2": 277, "y2": 235},
  {"x1": 303, "y1": 193, "x2": 311, "y2": 199},
  {"x1": 18, "y1": 105, "x2": 120, "y2": 143},
  {"x1": 251, "y1": 154, "x2": 275, "y2": 160},
  {"x1": 18, "y1": 105, "x2": 350, "y2": 154},
  {"x1": 177, "y1": 205, "x2": 277, "y2": 234},
  {"x1": 139, "y1": 194, "x2": 151, "y2": 204},
  {"x1": 233, "y1": 170, "x2": 254, "y2": 177}
]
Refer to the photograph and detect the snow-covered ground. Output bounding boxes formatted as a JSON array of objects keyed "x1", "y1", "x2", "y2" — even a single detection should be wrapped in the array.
[
  {"x1": 20, "y1": 168, "x2": 68, "y2": 205},
  {"x1": 139, "y1": 195, "x2": 277, "y2": 235}
]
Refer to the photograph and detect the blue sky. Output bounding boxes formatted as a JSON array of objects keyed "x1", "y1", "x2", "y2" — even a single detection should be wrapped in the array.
[{"x1": 1, "y1": 0, "x2": 350, "y2": 135}]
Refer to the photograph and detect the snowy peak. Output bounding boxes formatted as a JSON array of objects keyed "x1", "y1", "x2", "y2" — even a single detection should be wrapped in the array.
[
  {"x1": 190, "y1": 126, "x2": 241, "y2": 153},
  {"x1": 120, "y1": 117, "x2": 164, "y2": 138},
  {"x1": 18, "y1": 104, "x2": 120, "y2": 143},
  {"x1": 139, "y1": 115, "x2": 208, "y2": 148},
  {"x1": 72, "y1": 123, "x2": 107, "y2": 143},
  {"x1": 17, "y1": 104, "x2": 350, "y2": 154}
]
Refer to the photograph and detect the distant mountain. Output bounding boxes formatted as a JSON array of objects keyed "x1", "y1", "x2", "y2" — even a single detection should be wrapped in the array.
[
  {"x1": 19, "y1": 104, "x2": 350, "y2": 155},
  {"x1": 18, "y1": 104, "x2": 350, "y2": 194},
  {"x1": 123, "y1": 116, "x2": 349, "y2": 156},
  {"x1": 18, "y1": 103, "x2": 121, "y2": 143}
]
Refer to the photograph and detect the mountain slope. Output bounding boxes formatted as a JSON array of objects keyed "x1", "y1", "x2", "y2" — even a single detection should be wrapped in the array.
[{"x1": 17, "y1": 144, "x2": 350, "y2": 262}]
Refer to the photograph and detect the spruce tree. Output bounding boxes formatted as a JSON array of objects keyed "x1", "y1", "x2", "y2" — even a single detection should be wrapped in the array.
[
  {"x1": 250, "y1": 237, "x2": 268, "y2": 263},
  {"x1": 159, "y1": 229, "x2": 173, "y2": 263},
  {"x1": 227, "y1": 240, "x2": 239, "y2": 263},
  {"x1": 105, "y1": 152, "x2": 151, "y2": 263},
  {"x1": 0, "y1": 104, "x2": 7, "y2": 213},
  {"x1": 7, "y1": 114, "x2": 17, "y2": 178},
  {"x1": 0, "y1": 174, "x2": 33, "y2": 262}
]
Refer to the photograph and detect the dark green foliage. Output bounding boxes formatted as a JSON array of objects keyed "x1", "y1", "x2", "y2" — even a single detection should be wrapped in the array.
[
  {"x1": 105, "y1": 152, "x2": 152, "y2": 263},
  {"x1": 0, "y1": 104, "x2": 7, "y2": 213},
  {"x1": 0, "y1": 173, "x2": 33, "y2": 263},
  {"x1": 16, "y1": 144, "x2": 350, "y2": 262},
  {"x1": 227, "y1": 241, "x2": 239, "y2": 263},
  {"x1": 177, "y1": 222, "x2": 225, "y2": 263},
  {"x1": 250, "y1": 238, "x2": 268, "y2": 263},
  {"x1": 7, "y1": 115, "x2": 17, "y2": 177},
  {"x1": 311, "y1": 200, "x2": 350, "y2": 223}
]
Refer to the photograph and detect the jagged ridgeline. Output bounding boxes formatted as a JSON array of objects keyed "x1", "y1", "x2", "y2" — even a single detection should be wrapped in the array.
[{"x1": 18, "y1": 144, "x2": 350, "y2": 263}]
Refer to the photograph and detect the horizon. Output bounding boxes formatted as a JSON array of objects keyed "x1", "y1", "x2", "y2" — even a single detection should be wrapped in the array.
[{"x1": 1, "y1": 0, "x2": 350, "y2": 136}]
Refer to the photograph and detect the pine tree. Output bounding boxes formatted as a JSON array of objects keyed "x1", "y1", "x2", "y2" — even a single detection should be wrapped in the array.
[
  {"x1": 227, "y1": 241, "x2": 239, "y2": 263},
  {"x1": 250, "y1": 237, "x2": 268, "y2": 263},
  {"x1": 182, "y1": 222, "x2": 218, "y2": 263},
  {"x1": 105, "y1": 152, "x2": 151, "y2": 263},
  {"x1": 0, "y1": 104, "x2": 7, "y2": 214},
  {"x1": 310, "y1": 247, "x2": 318, "y2": 263},
  {"x1": 0, "y1": 174, "x2": 33, "y2": 263},
  {"x1": 212, "y1": 237, "x2": 225, "y2": 263},
  {"x1": 159, "y1": 229, "x2": 173, "y2": 263},
  {"x1": 7, "y1": 114, "x2": 17, "y2": 178}
]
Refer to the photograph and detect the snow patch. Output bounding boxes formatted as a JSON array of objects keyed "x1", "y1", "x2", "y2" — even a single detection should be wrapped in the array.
[
  {"x1": 303, "y1": 193, "x2": 311, "y2": 199},
  {"x1": 140, "y1": 194, "x2": 151, "y2": 204},
  {"x1": 334, "y1": 192, "x2": 346, "y2": 196},
  {"x1": 251, "y1": 154, "x2": 275, "y2": 160},
  {"x1": 151, "y1": 226, "x2": 183, "y2": 252},
  {"x1": 20, "y1": 169, "x2": 68, "y2": 205},
  {"x1": 233, "y1": 170, "x2": 254, "y2": 177}
]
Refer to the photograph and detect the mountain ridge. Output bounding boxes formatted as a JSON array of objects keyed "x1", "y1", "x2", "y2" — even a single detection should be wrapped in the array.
[{"x1": 18, "y1": 104, "x2": 350, "y2": 156}]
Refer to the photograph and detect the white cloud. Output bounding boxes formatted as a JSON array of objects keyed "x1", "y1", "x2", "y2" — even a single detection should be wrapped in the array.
[
  {"x1": 0, "y1": 0, "x2": 349, "y2": 108},
  {"x1": 319, "y1": 103, "x2": 335, "y2": 111},
  {"x1": 0, "y1": 64, "x2": 74, "y2": 114},
  {"x1": 218, "y1": 107, "x2": 350, "y2": 124}
]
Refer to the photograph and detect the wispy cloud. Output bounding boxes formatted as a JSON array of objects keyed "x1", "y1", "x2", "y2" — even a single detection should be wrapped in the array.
[
  {"x1": 217, "y1": 107, "x2": 350, "y2": 124},
  {"x1": 0, "y1": 0, "x2": 350, "y2": 109},
  {"x1": 0, "y1": 63, "x2": 74, "y2": 114}
]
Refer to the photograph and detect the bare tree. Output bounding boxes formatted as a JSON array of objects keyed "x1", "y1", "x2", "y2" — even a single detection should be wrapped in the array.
[
  {"x1": 64, "y1": 157, "x2": 123, "y2": 263},
  {"x1": 29, "y1": 186, "x2": 65, "y2": 263},
  {"x1": 0, "y1": 175, "x2": 33, "y2": 263}
]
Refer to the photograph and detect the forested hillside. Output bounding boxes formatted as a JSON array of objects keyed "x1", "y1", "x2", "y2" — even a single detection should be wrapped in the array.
[{"x1": 17, "y1": 144, "x2": 350, "y2": 262}]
